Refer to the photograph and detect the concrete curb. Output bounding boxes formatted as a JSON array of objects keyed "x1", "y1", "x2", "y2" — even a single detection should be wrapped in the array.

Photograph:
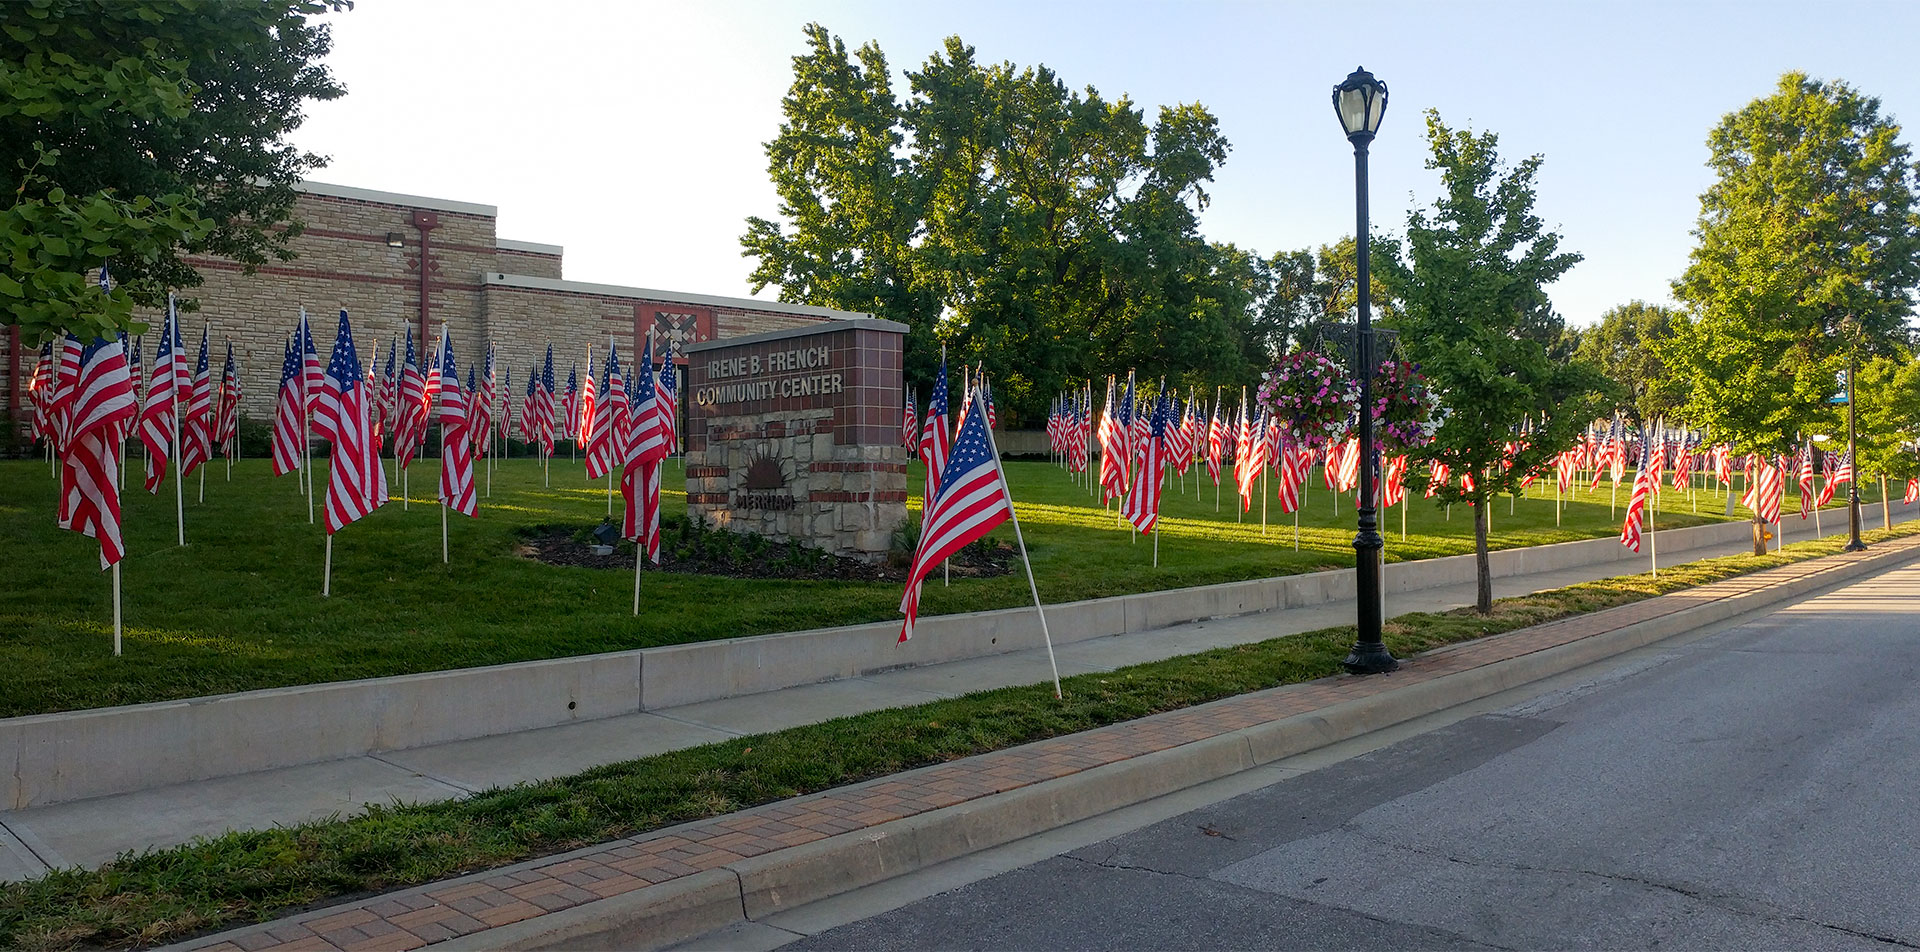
[
  {"x1": 13, "y1": 504, "x2": 1907, "y2": 811},
  {"x1": 475, "y1": 538, "x2": 1920, "y2": 951}
]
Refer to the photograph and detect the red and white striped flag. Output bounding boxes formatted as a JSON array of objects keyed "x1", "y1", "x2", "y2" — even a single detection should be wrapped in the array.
[
  {"x1": 52, "y1": 336, "x2": 138, "y2": 568},
  {"x1": 585, "y1": 343, "x2": 619, "y2": 479},
  {"x1": 138, "y1": 295, "x2": 184, "y2": 492},
  {"x1": 1276, "y1": 441, "x2": 1306, "y2": 514},
  {"x1": 216, "y1": 342, "x2": 241, "y2": 458},
  {"x1": 535, "y1": 346, "x2": 557, "y2": 455},
  {"x1": 271, "y1": 336, "x2": 304, "y2": 476},
  {"x1": 899, "y1": 391, "x2": 1010, "y2": 643},
  {"x1": 1235, "y1": 405, "x2": 1265, "y2": 513},
  {"x1": 1384, "y1": 454, "x2": 1408, "y2": 507},
  {"x1": 27, "y1": 342, "x2": 55, "y2": 447},
  {"x1": 299, "y1": 308, "x2": 323, "y2": 412},
  {"x1": 1905, "y1": 478, "x2": 1918, "y2": 505},
  {"x1": 1798, "y1": 443, "x2": 1816, "y2": 518},
  {"x1": 473, "y1": 344, "x2": 497, "y2": 458},
  {"x1": 1335, "y1": 437, "x2": 1361, "y2": 493},
  {"x1": 921, "y1": 359, "x2": 952, "y2": 510},
  {"x1": 394, "y1": 329, "x2": 430, "y2": 468},
  {"x1": 1620, "y1": 456, "x2": 1654, "y2": 552},
  {"x1": 622, "y1": 337, "x2": 670, "y2": 560},
  {"x1": 1121, "y1": 396, "x2": 1168, "y2": 533},
  {"x1": 1205, "y1": 401, "x2": 1225, "y2": 488},
  {"x1": 436, "y1": 331, "x2": 476, "y2": 517},
  {"x1": 578, "y1": 346, "x2": 597, "y2": 446},
  {"x1": 180, "y1": 325, "x2": 213, "y2": 478},
  {"x1": 1556, "y1": 450, "x2": 1578, "y2": 494},
  {"x1": 1097, "y1": 377, "x2": 1126, "y2": 504},
  {"x1": 658, "y1": 340, "x2": 680, "y2": 455},
  {"x1": 313, "y1": 310, "x2": 388, "y2": 533}
]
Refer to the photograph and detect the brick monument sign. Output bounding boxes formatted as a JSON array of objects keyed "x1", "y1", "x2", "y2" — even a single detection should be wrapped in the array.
[{"x1": 683, "y1": 319, "x2": 909, "y2": 562}]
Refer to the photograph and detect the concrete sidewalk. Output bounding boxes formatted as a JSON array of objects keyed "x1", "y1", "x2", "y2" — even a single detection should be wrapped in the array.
[
  {"x1": 0, "y1": 526, "x2": 1802, "y2": 883},
  {"x1": 165, "y1": 532, "x2": 1920, "y2": 952}
]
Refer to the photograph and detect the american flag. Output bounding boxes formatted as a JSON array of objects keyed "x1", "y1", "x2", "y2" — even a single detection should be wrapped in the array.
[
  {"x1": 313, "y1": 309, "x2": 388, "y2": 534},
  {"x1": 1121, "y1": 395, "x2": 1169, "y2": 533},
  {"x1": 271, "y1": 336, "x2": 304, "y2": 476},
  {"x1": 473, "y1": 343, "x2": 497, "y2": 457},
  {"x1": 535, "y1": 345, "x2": 558, "y2": 455},
  {"x1": 126, "y1": 333, "x2": 142, "y2": 408},
  {"x1": 28, "y1": 342, "x2": 56, "y2": 446},
  {"x1": 375, "y1": 338, "x2": 398, "y2": 444},
  {"x1": 1672, "y1": 439, "x2": 1692, "y2": 491},
  {"x1": 622, "y1": 336, "x2": 670, "y2": 559},
  {"x1": 180, "y1": 325, "x2": 213, "y2": 478},
  {"x1": 518, "y1": 365, "x2": 536, "y2": 444},
  {"x1": 299, "y1": 308, "x2": 323, "y2": 412},
  {"x1": 1753, "y1": 460, "x2": 1784, "y2": 524},
  {"x1": 1384, "y1": 454, "x2": 1408, "y2": 507},
  {"x1": 1097, "y1": 377, "x2": 1126, "y2": 503},
  {"x1": 1205, "y1": 400, "x2": 1225, "y2": 488},
  {"x1": 138, "y1": 294, "x2": 184, "y2": 492},
  {"x1": 436, "y1": 331, "x2": 476, "y2": 517},
  {"x1": 578, "y1": 347, "x2": 597, "y2": 446},
  {"x1": 1905, "y1": 478, "x2": 1918, "y2": 505},
  {"x1": 561, "y1": 361, "x2": 578, "y2": 445},
  {"x1": 498, "y1": 366, "x2": 513, "y2": 443},
  {"x1": 1620, "y1": 447, "x2": 1654, "y2": 552},
  {"x1": 1427, "y1": 461, "x2": 1450, "y2": 498},
  {"x1": 658, "y1": 339, "x2": 679, "y2": 454},
  {"x1": 1643, "y1": 429, "x2": 1665, "y2": 493},
  {"x1": 216, "y1": 341, "x2": 240, "y2": 458},
  {"x1": 1334, "y1": 436, "x2": 1361, "y2": 493},
  {"x1": 53, "y1": 336, "x2": 138, "y2": 569},
  {"x1": 980, "y1": 369, "x2": 997, "y2": 430},
  {"x1": 1067, "y1": 395, "x2": 1089, "y2": 474},
  {"x1": 904, "y1": 387, "x2": 919, "y2": 450},
  {"x1": 605, "y1": 348, "x2": 630, "y2": 471},
  {"x1": 1322, "y1": 438, "x2": 1343, "y2": 491},
  {"x1": 1261, "y1": 413, "x2": 1283, "y2": 477},
  {"x1": 1235, "y1": 404, "x2": 1265, "y2": 512},
  {"x1": 920, "y1": 358, "x2": 951, "y2": 512},
  {"x1": 899, "y1": 391, "x2": 1010, "y2": 643},
  {"x1": 1276, "y1": 441, "x2": 1306, "y2": 513},
  {"x1": 1713, "y1": 443, "x2": 1731, "y2": 486},
  {"x1": 1798, "y1": 443, "x2": 1816, "y2": 518},
  {"x1": 395, "y1": 329, "x2": 429, "y2": 467},
  {"x1": 1607, "y1": 418, "x2": 1626, "y2": 485},
  {"x1": 585, "y1": 343, "x2": 619, "y2": 479}
]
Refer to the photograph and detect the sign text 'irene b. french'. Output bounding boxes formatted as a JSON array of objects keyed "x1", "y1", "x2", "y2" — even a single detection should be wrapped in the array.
[{"x1": 694, "y1": 345, "x2": 845, "y2": 407}]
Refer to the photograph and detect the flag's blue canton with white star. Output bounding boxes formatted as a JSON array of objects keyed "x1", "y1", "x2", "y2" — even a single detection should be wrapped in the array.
[
  {"x1": 468, "y1": 366, "x2": 476, "y2": 392},
  {"x1": 441, "y1": 333, "x2": 459, "y2": 381},
  {"x1": 542, "y1": 346, "x2": 555, "y2": 393},
  {"x1": 1118, "y1": 376, "x2": 1134, "y2": 427},
  {"x1": 634, "y1": 337, "x2": 656, "y2": 406},
  {"x1": 527, "y1": 366, "x2": 538, "y2": 399},
  {"x1": 280, "y1": 335, "x2": 300, "y2": 386},
  {"x1": 328, "y1": 312, "x2": 363, "y2": 392},
  {"x1": 927, "y1": 361, "x2": 948, "y2": 416},
  {"x1": 385, "y1": 341, "x2": 396, "y2": 378},
  {"x1": 1151, "y1": 394, "x2": 1169, "y2": 439},
  {"x1": 403, "y1": 327, "x2": 417, "y2": 368},
  {"x1": 99, "y1": 263, "x2": 112, "y2": 293},
  {"x1": 194, "y1": 328, "x2": 210, "y2": 376},
  {"x1": 938, "y1": 395, "x2": 997, "y2": 498}
]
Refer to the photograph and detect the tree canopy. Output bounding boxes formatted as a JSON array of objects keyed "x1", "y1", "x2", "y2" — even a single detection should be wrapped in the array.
[
  {"x1": 1378, "y1": 110, "x2": 1610, "y2": 611},
  {"x1": 743, "y1": 24, "x2": 1250, "y2": 423},
  {"x1": 3, "y1": 0, "x2": 347, "y2": 344},
  {"x1": 1661, "y1": 71, "x2": 1920, "y2": 456},
  {"x1": 1574, "y1": 300, "x2": 1684, "y2": 428}
]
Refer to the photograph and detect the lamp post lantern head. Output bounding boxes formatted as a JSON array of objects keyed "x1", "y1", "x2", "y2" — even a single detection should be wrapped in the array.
[{"x1": 1333, "y1": 67, "x2": 1388, "y2": 142}]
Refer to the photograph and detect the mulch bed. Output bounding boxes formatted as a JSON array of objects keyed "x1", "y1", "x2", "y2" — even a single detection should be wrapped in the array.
[{"x1": 516, "y1": 524, "x2": 1014, "y2": 582}]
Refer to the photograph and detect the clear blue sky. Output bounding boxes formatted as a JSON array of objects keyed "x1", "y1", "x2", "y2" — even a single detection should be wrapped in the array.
[{"x1": 293, "y1": 0, "x2": 1920, "y2": 327}]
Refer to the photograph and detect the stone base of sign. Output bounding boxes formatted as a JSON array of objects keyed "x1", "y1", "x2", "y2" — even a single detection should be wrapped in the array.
[{"x1": 683, "y1": 319, "x2": 909, "y2": 563}]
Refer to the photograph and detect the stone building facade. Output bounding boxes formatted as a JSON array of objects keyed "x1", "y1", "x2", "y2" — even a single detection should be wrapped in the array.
[{"x1": 2, "y1": 181, "x2": 870, "y2": 429}]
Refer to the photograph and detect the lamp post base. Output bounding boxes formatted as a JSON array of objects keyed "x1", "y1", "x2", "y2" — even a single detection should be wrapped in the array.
[
  {"x1": 1844, "y1": 539, "x2": 1868, "y2": 552},
  {"x1": 1342, "y1": 642, "x2": 1399, "y2": 674}
]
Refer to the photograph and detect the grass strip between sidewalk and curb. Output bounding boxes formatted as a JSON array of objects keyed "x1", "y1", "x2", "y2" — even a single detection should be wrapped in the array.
[{"x1": 6, "y1": 524, "x2": 1920, "y2": 952}]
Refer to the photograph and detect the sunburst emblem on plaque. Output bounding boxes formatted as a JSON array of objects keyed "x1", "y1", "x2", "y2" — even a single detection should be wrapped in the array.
[{"x1": 742, "y1": 452, "x2": 788, "y2": 491}]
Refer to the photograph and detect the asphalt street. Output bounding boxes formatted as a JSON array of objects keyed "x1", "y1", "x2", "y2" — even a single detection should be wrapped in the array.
[{"x1": 766, "y1": 563, "x2": 1920, "y2": 951}]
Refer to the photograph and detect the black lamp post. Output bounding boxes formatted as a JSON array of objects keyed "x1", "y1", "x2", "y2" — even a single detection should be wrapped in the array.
[
  {"x1": 1844, "y1": 323, "x2": 1867, "y2": 551},
  {"x1": 1334, "y1": 67, "x2": 1396, "y2": 675}
]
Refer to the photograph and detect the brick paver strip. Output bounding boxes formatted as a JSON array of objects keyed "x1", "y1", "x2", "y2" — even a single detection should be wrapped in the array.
[{"x1": 184, "y1": 540, "x2": 1917, "y2": 951}]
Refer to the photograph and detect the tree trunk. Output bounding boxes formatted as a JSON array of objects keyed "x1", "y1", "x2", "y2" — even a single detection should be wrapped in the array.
[
  {"x1": 1474, "y1": 501, "x2": 1492, "y2": 613},
  {"x1": 1752, "y1": 514, "x2": 1767, "y2": 555},
  {"x1": 1883, "y1": 476, "x2": 1892, "y2": 531}
]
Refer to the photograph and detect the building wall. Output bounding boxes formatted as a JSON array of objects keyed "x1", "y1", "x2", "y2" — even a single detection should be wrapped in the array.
[{"x1": 3, "y1": 182, "x2": 874, "y2": 432}]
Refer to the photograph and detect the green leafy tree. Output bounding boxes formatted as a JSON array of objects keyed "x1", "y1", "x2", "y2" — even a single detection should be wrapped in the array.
[
  {"x1": 1574, "y1": 301, "x2": 1684, "y2": 428},
  {"x1": 3, "y1": 0, "x2": 348, "y2": 344},
  {"x1": 744, "y1": 25, "x2": 1243, "y2": 422},
  {"x1": 1380, "y1": 111, "x2": 1611, "y2": 613},
  {"x1": 1852, "y1": 353, "x2": 1920, "y2": 522},
  {"x1": 1660, "y1": 72, "x2": 1920, "y2": 552}
]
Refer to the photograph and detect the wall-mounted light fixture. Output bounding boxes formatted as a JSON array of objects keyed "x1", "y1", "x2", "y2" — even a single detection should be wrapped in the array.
[{"x1": 386, "y1": 232, "x2": 406, "y2": 248}]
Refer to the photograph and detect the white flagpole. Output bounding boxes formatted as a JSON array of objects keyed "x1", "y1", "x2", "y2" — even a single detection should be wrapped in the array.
[
  {"x1": 403, "y1": 467, "x2": 409, "y2": 511},
  {"x1": 198, "y1": 460, "x2": 205, "y2": 504},
  {"x1": 442, "y1": 503, "x2": 449, "y2": 564},
  {"x1": 172, "y1": 400, "x2": 185, "y2": 547},
  {"x1": 112, "y1": 562, "x2": 122, "y2": 657},
  {"x1": 323, "y1": 535, "x2": 332, "y2": 597},
  {"x1": 981, "y1": 419, "x2": 1062, "y2": 699}
]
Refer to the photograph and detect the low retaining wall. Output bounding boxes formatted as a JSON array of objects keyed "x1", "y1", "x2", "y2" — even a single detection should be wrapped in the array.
[{"x1": 3, "y1": 501, "x2": 1909, "y2": 810}]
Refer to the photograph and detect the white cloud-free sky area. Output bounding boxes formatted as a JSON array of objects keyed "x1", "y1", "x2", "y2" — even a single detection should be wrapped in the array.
[{"x1": 293, "y1": 0, "x2": 1920, "y2": 327}]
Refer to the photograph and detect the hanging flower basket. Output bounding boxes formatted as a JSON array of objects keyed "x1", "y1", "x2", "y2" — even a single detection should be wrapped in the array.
[
  {"x1": 1372, "y1": 359, "x2": 1435, "y2": 453},
  {"x1": 1256, "y1": 350, "x2": 1356, "y2": 448}
]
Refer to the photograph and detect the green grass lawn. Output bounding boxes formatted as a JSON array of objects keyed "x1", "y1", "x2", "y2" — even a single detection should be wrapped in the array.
[{"x1": 0, "y1": 453, "x2": 1867, "y2": 717}]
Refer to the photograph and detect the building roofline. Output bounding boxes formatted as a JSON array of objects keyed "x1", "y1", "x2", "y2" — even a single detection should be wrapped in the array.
[
  {"x1": 295, "y1": 181, "x2": 498, "y2": 217},
  {"x1": 684, "y1": 318, "x2": 908, "y2": 354},
  {"x1": 482, "y1": 272, "x2": 874, "y2": 321},
  {"x1": 497, "y1": 238, "x2": 564, "y2": 256}
]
